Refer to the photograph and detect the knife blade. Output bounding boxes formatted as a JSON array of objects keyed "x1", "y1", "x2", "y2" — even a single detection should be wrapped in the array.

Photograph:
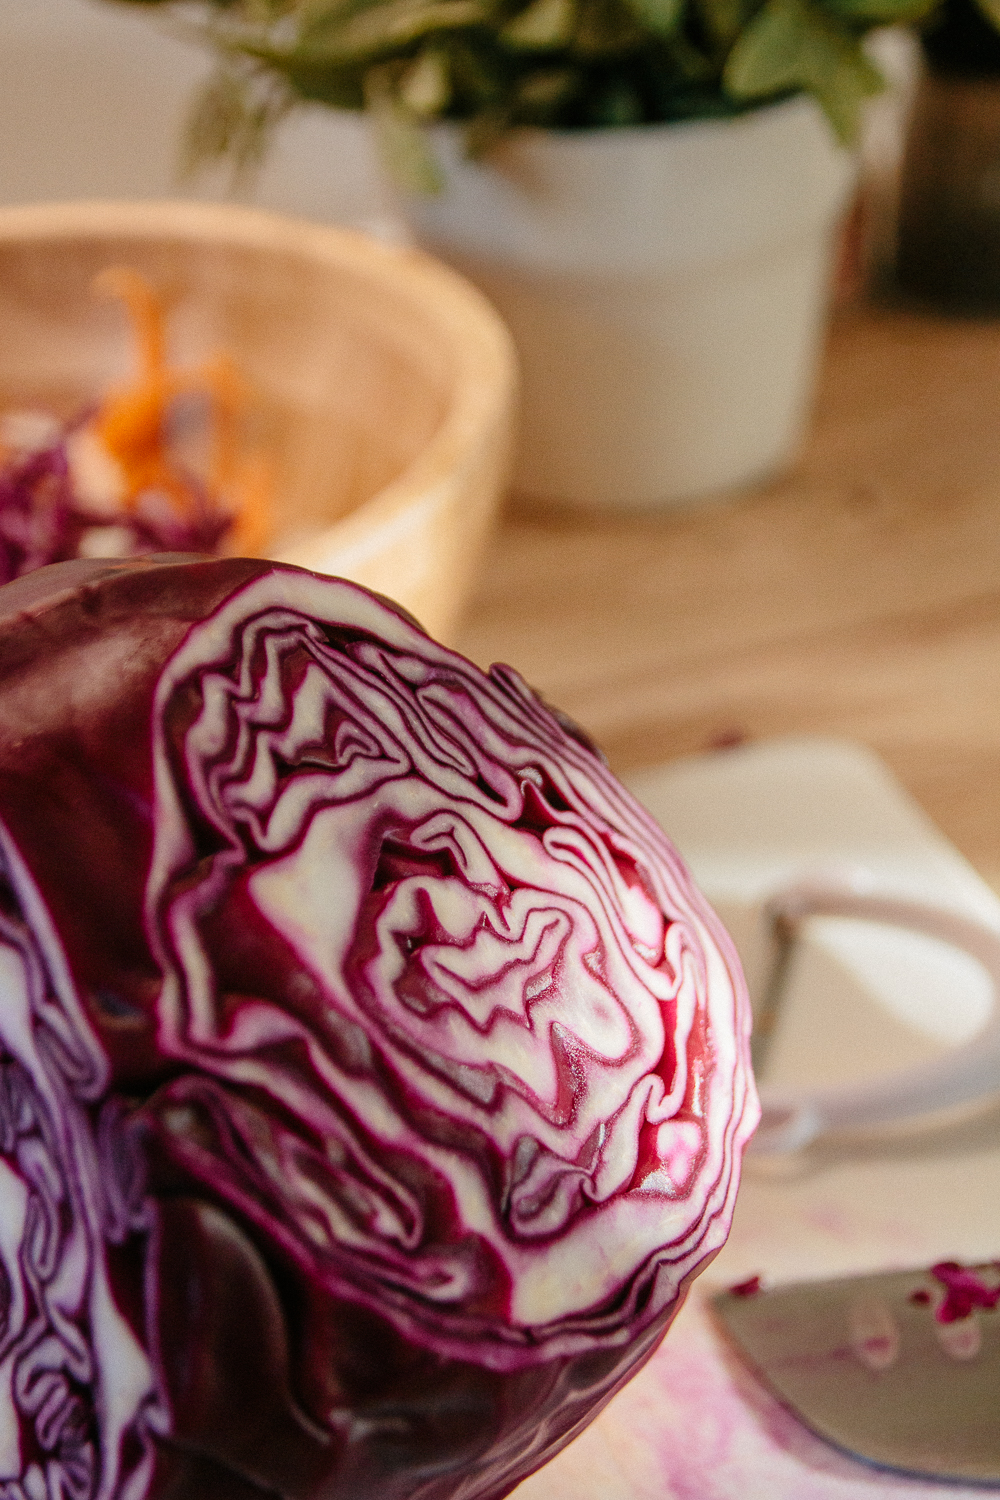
[{"x1": 712, "y1": 1262, "x2": 1000, "y2": 1484}]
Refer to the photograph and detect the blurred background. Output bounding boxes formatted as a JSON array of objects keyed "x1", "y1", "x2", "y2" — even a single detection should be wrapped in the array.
[
  {"x1": 8, "y1": 6, "x2": 1000, "y2": 1496},
  {"x1": 0, "y1": 0, "x2": 394, "y2": 227}
]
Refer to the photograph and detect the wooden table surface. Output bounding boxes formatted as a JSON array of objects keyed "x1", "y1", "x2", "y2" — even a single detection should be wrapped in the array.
[{"x1": 456, "y1": 301, "x2": 1000, "y2": 890}]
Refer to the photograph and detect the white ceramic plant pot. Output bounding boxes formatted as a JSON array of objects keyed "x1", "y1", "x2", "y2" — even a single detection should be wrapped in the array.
[{"x1": 402, "y1": 96, "x2": 856, "y2": 510}]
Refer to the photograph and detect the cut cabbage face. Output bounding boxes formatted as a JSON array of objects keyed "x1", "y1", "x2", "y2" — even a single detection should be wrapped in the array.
[{"x1": 0, "y1": 556, "x2": 757, "y2": 1500}]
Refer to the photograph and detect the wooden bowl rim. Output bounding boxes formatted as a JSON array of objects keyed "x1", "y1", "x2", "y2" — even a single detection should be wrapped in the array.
[{"x1": 0, "y1": 198, "x2": 518, "y2": 556}]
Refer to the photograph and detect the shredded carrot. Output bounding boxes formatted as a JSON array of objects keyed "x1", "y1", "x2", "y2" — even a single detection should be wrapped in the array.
[
  {"x1": 227, "y1": 453, "x2": 275, "y2": 556},
  {"x1": 91, "y1": 267, "x2": 271, "y2": 547}
]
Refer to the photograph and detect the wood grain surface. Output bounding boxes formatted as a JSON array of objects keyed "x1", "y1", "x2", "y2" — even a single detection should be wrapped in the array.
[{"x1": 456, "y1": 302, "x2": 1000, "y2": 888}]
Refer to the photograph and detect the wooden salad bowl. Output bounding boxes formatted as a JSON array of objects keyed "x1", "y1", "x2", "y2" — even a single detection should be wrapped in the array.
[{"x1": 0, "y1": 200, "x2": 517, "y2": 640}]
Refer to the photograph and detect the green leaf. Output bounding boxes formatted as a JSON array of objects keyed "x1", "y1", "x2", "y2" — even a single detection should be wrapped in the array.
[
  {"x1": 695, "y1": 0, "x2": 753, "y2": 48},
  {"x1": 299, "y1": 0, "x2": 411, "y2": 47},
  {"x1": 299, "y1": 0, "x2": 362, "y2": 29},
  {"x1": 399, "y1": 45, "x2": 452, "y2": 109},
  {"x1": 365, "y1": 64, "x2": 445, "y2": 190},
  {"x1": 822, "y1": 0, "x2": 935, "y2": 25},
  {"x1": 240, "y1": 0, "x2": 297, "y2": 19},
  {"x1": 284, "y1": 0, "x2": 487, "y2": 65},
  {"x1": 724, "y1": 0, "x2": 883, "y2": 142},
  {"x1": 973, "y1": 0, "x2": 1000, "y2": 31},
  {"x1": 445, "y1": 39, "x2": 511, "y2": 108},
  {"x1": 572, "y1": 0, "x2": 644, "y2": 54},
  {"x1": 665, "y1": 31, "x2": 719, "y2": 78},
  {"x1": 587, "y1": 74, "x2": 644, "y2": 120},
  {"x1": 501, "y1": 0, "x2": 576, "y2": 49},
  {"x1": 179, "y1": 63, "x2": 289, "y2": 182},
  {"x1": 621, "y1": 0, "x2": 683, "y2": 39},
  {"x1": 515, "y1": 65, "x2": 576, "y2": 110},
  {"x1": 182, "y1": 69, "x2": 249, "y2": 171},
  {"x1": 232, "y1": 40, "x2": 368, "y2": 104}
]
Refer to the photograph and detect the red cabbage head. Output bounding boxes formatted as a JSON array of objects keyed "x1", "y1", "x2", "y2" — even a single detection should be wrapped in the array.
[{"x1": 0, "y1": 556, "x2": 757, "y2": 1500}]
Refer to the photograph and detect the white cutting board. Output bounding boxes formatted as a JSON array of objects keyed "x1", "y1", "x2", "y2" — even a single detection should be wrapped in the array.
[{"x1": 515, "y1": 737, "x2": 1000, "y2": 1500}]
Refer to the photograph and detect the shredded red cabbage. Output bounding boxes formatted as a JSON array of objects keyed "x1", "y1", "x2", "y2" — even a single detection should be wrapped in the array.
[
  {"x1": 0, "y1": 556, "x2": 757, "y2": 1500},
  {"x1": 730, "y1": 1275, "x2": 763, "y2": 1298},
  {"x1": 931, "y1": 1261, "x2": 1000, "y2": 1323},
  {"x1": 0, "y1": 425, "x2": 232, "y2": 584}
]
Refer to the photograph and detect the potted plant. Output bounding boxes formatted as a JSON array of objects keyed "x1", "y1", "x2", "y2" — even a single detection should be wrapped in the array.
[{"x1": 106, "y1": 0, "x2": 971, "y2": 507}]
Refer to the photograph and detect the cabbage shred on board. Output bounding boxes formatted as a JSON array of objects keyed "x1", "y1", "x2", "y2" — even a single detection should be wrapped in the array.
[{"x1": 0, "y1": 554, "x2": 758, "y2": 1500}]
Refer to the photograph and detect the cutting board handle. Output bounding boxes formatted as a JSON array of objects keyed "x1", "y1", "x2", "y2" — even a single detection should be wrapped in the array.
[{"x1": 753, "y1": 873, "x2": 1000, "y2": 1153}]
